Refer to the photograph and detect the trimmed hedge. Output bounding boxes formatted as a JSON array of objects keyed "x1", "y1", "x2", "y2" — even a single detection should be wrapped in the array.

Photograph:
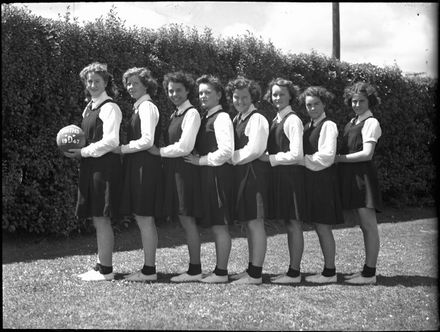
[{"x1": 2, "y1": 5, "x2": 438, "y2": 235}]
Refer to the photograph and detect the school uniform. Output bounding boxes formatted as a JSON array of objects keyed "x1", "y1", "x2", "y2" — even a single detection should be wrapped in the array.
[
  {"x1": 338, "y1": 110, "x2": 383, "y2": 211},
  {"x1": 232, "y1": 104, "x2": 270, "y2": 222},
  {"x1": 303, "y1": 113, "x2": 343, "y2": 224},
  {"x1": 76, "y1": 91, "x2": 123, "y2": 218},
  {"x1": 119, "y1": 94, "x2": 163, "y2": 217},
  {"x1": 195, "y1": 105, "x2": 234, "y2": 227},
  {"x1": 160, "y1": 99, "x2": 203, "y2": 218},
  {"x1": 267, "y1": 106, "x2": 307, "y2": 221}
]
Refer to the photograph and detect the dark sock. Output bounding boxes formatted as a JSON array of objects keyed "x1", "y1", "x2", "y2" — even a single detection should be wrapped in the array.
[
  {"x1": 286, "y1": 266, "x2": 300, "y2": 278},
  {"x1": 187, "y1": 263, "x2": 202, "y2": 275},
  {"x1": 141, "y1": 265, "x2": 156, "y2": 275},
  {"x1": 96, "y1": 263, "x2": 113, "y2": 275},
  {"x1": 322, "y1": 267, "x2": 336, "y2": 277},
  {"x1": 214, "y1": 266, "x2": 228, "y2": 276},
  {"x1": 248, "y1": 264, "x2": 262, "y2": 279},
  {"x1": 362, "y1": 264, "x2": 376, "y2": 277}
]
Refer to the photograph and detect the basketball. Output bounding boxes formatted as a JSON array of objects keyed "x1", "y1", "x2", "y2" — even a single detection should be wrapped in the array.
[{"x1": 56, "y1": 124, "x2": 86, "y2": 153}]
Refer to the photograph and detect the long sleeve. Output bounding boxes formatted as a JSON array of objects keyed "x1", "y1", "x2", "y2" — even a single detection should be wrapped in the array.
[
  {"x1": 121, "y1": 101, "x2": 159, "y2": 154},
  {"x1": 232, "y1": 113, "x2": 269, "y2": 165},
  {"x1": 160, "y1": 108, "x2": 201, "y2": 157},
  {"x1": 81, "y1": 103, "x2": 122, "y2": 158},
  {"x1": 269, "y1": 115, "x2": 304, "y2": 166},
  {"x1": 304, "y1": 121, "x2": 338, "y2": 171},
  {"x1": 199, "y1": 112, "x2": 234, "y2": 166}
]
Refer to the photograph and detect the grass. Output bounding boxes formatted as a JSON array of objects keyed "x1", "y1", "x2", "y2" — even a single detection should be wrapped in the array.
[{"x1": 2, "y1": 207, "x2": 438, "y2": 330}]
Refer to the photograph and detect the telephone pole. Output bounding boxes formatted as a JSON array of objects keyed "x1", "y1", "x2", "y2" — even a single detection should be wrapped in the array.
[{"x1": 332, "y1": 2, "x2": 340, "y2": 60}]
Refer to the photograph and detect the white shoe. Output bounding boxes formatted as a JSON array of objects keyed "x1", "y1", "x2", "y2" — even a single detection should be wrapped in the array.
[
  {"x1": 231, "y1": 275, "x2": 262, "y2": 285},
  {"x1": 344, "y1": 271, "x2": 362, "y2": 280},
  {"x1": 201, "y1": 273, "x2": 228, "y2": 283},
  {"x1": 124, "y1": 271, "x2": 157, "y2": 282},
  {"x1": 271, "y1": 274, "x2": 301, "y2": 284},
  {"x1": 270, "y1": 274, "x2": 284, "y2": 282},
  {"x1": 345, "y1": 274, "x2": 376, "y2": 285},
  {"x1": 305, "y1": 273, "x2": 337, "y2": 284},
  {"x1": 230, "y1": 270, "x2": 248, "y2": 280},
  {"x1": 170, "y1": 272, "x2": 202, "y2": 283},
  {"x1": 78, "y1": 269, "x2": 114, "y2": 281}
]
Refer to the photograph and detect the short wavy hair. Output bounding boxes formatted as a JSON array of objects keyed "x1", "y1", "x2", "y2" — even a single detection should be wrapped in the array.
[
  {"x1": 225, "y1": 76, "x2": 261, "y2": 104},
  {"x1": 162, "y1": 71, "x2": 196, "y2": 101},
  {"x1": 79, "y1": 62, "x2": 118, "y2": 99},
  {"x1": 298, "y1": 86, "x2": 335, "y2": 107},
  {"x1": 122, "y1": 67, "x2": 158, "y2": 97},
  {"x1": 195, "y1": 74, "x2": 228, "y2": 110},
  {"x1": 263, "y1": 77, "x2": 300, "y2": 106},
  {"x1": 343, "y1": 82, "x2": 381, "y2": 109}
]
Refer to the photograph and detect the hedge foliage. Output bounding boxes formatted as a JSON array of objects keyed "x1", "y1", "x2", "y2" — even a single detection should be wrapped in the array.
[{"x1": 2, "y1": 5, "x2": 438, "y2": 236}]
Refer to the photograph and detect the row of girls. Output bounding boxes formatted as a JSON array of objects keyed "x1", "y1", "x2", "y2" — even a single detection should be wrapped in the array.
[{"x1": 65, "y1": 62, "x2": 383, "y2": 285}]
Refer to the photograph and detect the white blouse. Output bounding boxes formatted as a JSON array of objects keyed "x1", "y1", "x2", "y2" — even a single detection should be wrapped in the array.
[
  {"x1": 354, "y1": 110, "x2": 382, "y2": 143},
  {"x1": 231, "y1": 104, "x2": 269, "y2": 165},
  {"x1": 80, "y1": 91, "x2": 122, "y2": 158},
  {"x1": 121, "y1": 94, "x2": 159, "y2": 154},
  {"x1": 199, "y1": 105, "x2": 234, "y2": 166},
  {"x1": 160, "y1": 99, "x2": 201, "y2": 158},
  {"x1": 269, "y1": 105, "x2": 304, "y2": 166}
]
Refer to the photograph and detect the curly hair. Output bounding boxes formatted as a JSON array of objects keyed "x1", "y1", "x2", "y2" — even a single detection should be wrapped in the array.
[
  {"x1": 263, "y1": 77, "x2": 300, "y2": 106},
  {"x1": 298, "y1": 86, "x2": 335, "y2": 107},
  {"x1": 122, "y1": 67, "x2": 158, "y2": 97},
  {"x1": 79, "y1": 62, "x2": 118, "y2": 99},
  {"x1": 225, "y1": 76, "x2": 261, "y2": 104},
  {"x1": 343, "y1": 82, "x2": 381, "y2": 109},
  {"x1": 162, "y1": 71, "x2": 196, "y2": 101},
  {"x1": 195, "y1": 74, "x2": 228, "y2": 110}
]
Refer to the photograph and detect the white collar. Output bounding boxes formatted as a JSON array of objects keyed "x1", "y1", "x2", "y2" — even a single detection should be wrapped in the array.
[
  {"x1": 276, "y1": 105, "x2": 293, "y2": 122},
  {"x1": 176, "y1": 99, "x2": 193, "y2": 114},
  {"x1": 133, "y1": 94, "x2": 152, "y2": 110},
  {"x1": 206, "y1": 105, "x2": 223, "y2": 118},
  {"x1": 356, "y1": 110, "x2": 373, "y2": 124}
]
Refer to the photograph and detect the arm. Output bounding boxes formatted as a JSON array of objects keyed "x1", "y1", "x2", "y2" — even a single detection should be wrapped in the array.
[
  {"x1": 160, "y1": 108, "x2": 201, "y2": 158},
  {"x1": 269, "y1": 115, "x2": 304, "y2": 166},
  {"x1": 80, "y1": 103, "x2": 122, "y2": 158},
  {"x1": 231, "y1": 113, "x2": 269, "y2": 165},
  {"x1": 304, "y1": 121, "x2": 338, "y2": 171},
  {"x1": 120, "y1": 102, "x2": 159, "y2": 154}
]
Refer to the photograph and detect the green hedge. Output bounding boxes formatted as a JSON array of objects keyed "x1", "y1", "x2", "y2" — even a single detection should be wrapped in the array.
[{"x1": 2, "y1": 5, "x2": 437, "y2": 235}]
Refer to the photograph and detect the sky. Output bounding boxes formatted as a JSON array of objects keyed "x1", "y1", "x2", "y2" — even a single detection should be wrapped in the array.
[{"x1": 10, "y1": 2, "x2": 439, "y2": 78}]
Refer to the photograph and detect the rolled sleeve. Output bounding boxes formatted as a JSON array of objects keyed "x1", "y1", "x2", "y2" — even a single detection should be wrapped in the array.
[{"x1": 304, "y1": 121, "x2": 338, "y2": 171}]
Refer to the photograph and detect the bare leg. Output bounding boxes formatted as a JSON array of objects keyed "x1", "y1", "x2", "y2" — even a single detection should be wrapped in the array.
[
  {"x1": 93, "y1": 216, "x2": 114, "y2": 267},
  {"x1": 358, "y1": 207, "x2": 380, "y2": 267},
  {"x1": 178, "y1": 215, "x2": 201, "y2": 265},
  {"x1": 286, "y1": 219, "x2": 304, "y2": 270},
  {"x1": 134, "y1": 215, "x2": 157, "y2": 267},
  {"x1": 246, "y1": 219, "x2": 267, "y2": 267},
  {"x1": 314, "y1": 223, "x2": 336, "y2": 269},
  {"x1": 211, "y1": 225, "x2": 231, "y2": 270}
]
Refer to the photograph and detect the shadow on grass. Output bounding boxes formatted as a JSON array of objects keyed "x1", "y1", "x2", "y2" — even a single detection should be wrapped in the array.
[
  {"x1": 2, "y1": 207, "x2": 437, "y2": 265},
  {"x1": 103, "y1": 272, "x2": 438, "y2": 288}
]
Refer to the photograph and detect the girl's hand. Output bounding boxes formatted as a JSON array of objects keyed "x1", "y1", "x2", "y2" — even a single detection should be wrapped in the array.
[
  {"x1": 148, "y1": 145, "x2": 160, "y2": 156},
  {"x1": 259, "y1": 153, "x2": 270, "y2": 162},
  {"x1": 183, "y1": 154, "x2": 200, "y2": 166},
  {"x1": 64, "y1": 148, "x2": 82, "y2": 159},
  {"x1": 112, "y1": 146, "x2": 122, "y2": 154},
  {"x1": 334, "y1": 154, "x2": 342, "y2": 163}
]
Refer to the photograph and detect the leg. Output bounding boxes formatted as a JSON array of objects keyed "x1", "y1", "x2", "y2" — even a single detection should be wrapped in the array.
[
  {"x1": 314, "y1": 223, "x2": 336, "y2": 269},
  {"x1": 285, "y1": 219, "x2": 304, "y2": 271},
  {"x1": 211, "y1": 225, "x2": 231, "y2": 270},
  {"x1": 93, "y1": 216, "x2": 114, "y2": 267},
  {"x1": 358, "y1": 207, "x2": 380, "y2": 268},
  {"x1": 178, "y1": 215, "x2": 201, "y2": 265},
  {"x1": 246, "y1": 218, "x2": 267, "y2": 268},
  {"x1": 134, "y1": 215, "x2": 157, "y2": 267}
]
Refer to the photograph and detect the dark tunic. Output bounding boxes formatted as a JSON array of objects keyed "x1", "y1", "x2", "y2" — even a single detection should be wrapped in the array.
[
  {"x1": 303, "y1": 118, "x2": 343, "y2": 225},
  {"x1": 76, "y1": 100, "x2": 122, "y2": 218},
  {"x1": 267, "y1": 112, "x2": 307, "y2": 222},
  {"x1": 195, "y1": 110, "x2": 234, "y2": 227},
  {"x1": 162, "y1": 107, "x2": 203, "y2": 218},
  {"x1": 233, "y1": 110, "x2": 270, "y2": 222},
  {"x1": 120, "y1": 102, "x2": 163, "y2": 217},
  {"x1": 338, "y1": 117, "x2": 383, "y2": 211}
]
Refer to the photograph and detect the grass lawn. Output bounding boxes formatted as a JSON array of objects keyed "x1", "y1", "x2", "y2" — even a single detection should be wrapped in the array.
[{"x1": 2, "y1": 207, "x2": 438, "y2": 330}]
